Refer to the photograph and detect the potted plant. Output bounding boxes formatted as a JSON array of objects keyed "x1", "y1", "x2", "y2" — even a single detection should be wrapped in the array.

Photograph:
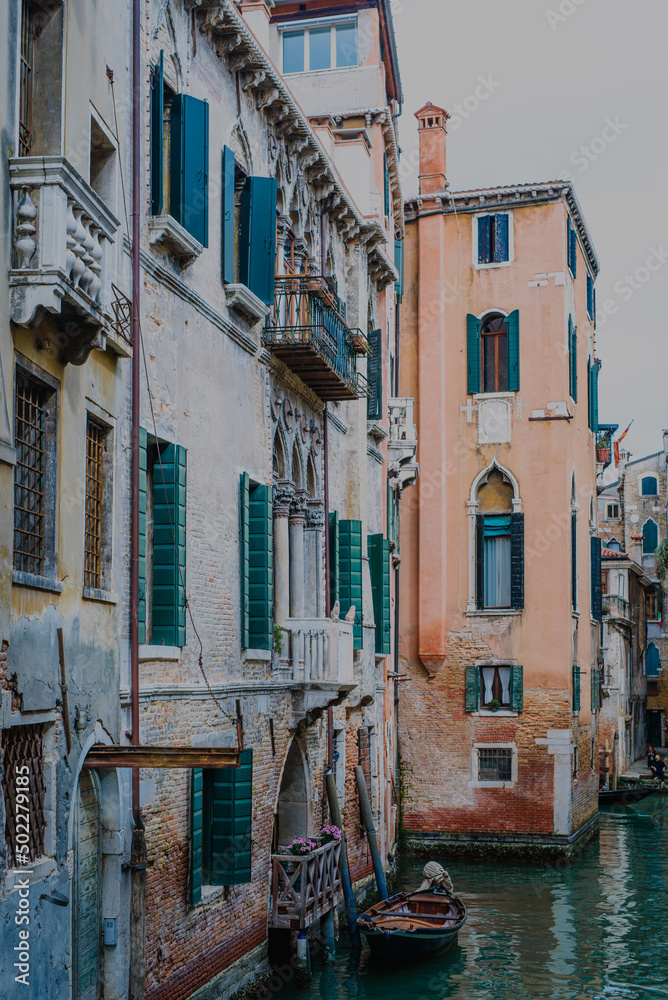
[
  {"x1": 286, "y1": 836, "x2": 318, "y2": 857},
  {"x1": 486, "y1": 699, "x2": 502, "y2": 712},
  {"x1": 320, "y1": 824, "x2": 342, "y2": 845}
]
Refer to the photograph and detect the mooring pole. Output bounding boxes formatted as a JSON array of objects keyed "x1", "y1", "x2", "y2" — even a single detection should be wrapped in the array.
[
  {"x1": 355, "y1": 766, "x2": 388, "y2": 900},
  {"x1": 325, "y1": 772, "x2": 360, "y2": 949}
]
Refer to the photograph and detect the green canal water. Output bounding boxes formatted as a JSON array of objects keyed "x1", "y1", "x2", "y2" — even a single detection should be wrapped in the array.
[{"x1": 278, "y1": 802, "x2": 668, "y2": 1000}]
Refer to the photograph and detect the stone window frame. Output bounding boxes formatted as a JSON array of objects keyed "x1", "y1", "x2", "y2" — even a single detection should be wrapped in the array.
[
  {"x1": 471, "y1": 210, "x2": 514, "y2": 271},
  {"x1": 469, "y1": 742, "x2": 518, "y2": 790},
  {"x1": 639, "y1": 475, "x2": 659, "y2": 497},
  {"x1": 466, "y1": 458, "x2": 522, "y2": 615},
  {"x1": 605, "y1": 502, "x2": 620, "y2": 520}
]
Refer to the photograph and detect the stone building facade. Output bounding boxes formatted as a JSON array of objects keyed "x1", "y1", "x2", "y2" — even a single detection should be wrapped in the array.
[
  {"x1": 398, "y1": 104, "x2": 602, "y2": 857},
  {"x1": 1, "y1": 1, "x2": 409, "y2": 998}
]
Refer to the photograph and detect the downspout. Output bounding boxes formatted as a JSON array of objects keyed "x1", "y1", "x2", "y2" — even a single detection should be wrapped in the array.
[
  {"x1": 323, "y1": 404, "x2": 330, "y2": 615},
  {"x1": 130, "y1": 0, "x2": 147, "y2": 997},
  {"x1": 393, "y1": 300, "x2": 400, "y2": 827}
]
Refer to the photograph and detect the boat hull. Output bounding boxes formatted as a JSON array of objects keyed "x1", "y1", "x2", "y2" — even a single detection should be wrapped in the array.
[
  {"x1": 362, "y1": 925, "x2": 459, "y2": 963},
  {"x1": 358, "y1": 888, "x2": 467, "y2": 966},
  {"x1": 599, "y1": 787, "x2": 656, "y2": 805}
]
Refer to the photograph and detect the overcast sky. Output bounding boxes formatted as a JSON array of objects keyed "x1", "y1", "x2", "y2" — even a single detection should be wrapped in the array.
[{"x1": 390, "y1": 0, "x2": 667, "y2": 463}]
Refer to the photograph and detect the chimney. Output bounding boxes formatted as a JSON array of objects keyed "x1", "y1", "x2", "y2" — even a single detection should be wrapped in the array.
[
  {"x1": 415, "y1": 103, "x2": 449, "y2": 196},
  {"x1": 617, "y1": 449, "x2": 630, "y2": 477}
]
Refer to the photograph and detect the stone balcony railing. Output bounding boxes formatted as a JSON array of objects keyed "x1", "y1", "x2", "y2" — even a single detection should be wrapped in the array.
[
  {"x1": 602, "y1": 593, "x2": 630, "y2": 621},
  {"x1": 273, "y1": 617, "x2": 355, "y2": 722},
  {"x1": 388, "y1": 396, "x2": 419, "y2": 493},
  {"x1": 9, "y1": 156, "x2": 128, "y2": 365}
]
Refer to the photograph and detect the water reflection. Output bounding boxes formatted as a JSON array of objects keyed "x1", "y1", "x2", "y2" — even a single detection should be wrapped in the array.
[{"x1": 278, "y1": 808, "x2": 668, "y2": 1000}]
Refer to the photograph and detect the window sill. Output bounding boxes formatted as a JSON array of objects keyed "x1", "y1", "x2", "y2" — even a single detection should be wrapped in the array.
[
  {"x1": 225, "y1": 283, "x2": 271, "y2": 324},
  {"x1": 82, "y1": 586, "x2": 118, "y2": 604},
  {"x1": 466, "y1": 609, "x2": 522, "y2": 617},
  {"x1": 473, "y1": 260, "x2": 512, "y2": 271},
  {"x1": 242, "y1": 648, "x2": 272, "y2": 663},
  {"x1": 472, "y1": 709, "x2": 518, "y2": 718},
  {"x1": 468, "y1": 780, "x2": 516, "y2": 790},
  {"x1": 148, "y1": 215, "x2": 203, "y2": 267},
  {"x1": 138, "y1": 644, "x2": 181, "y2": 662},
  {"x1": 472, "y1": 391, "x2": 516, "y2": 400},
  {"x1": 13, "y1": 571, "x2": 63, "y2": 594}
]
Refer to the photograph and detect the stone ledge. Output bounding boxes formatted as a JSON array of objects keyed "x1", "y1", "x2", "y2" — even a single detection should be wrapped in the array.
[{"x1": 401, "y1": 814, "x2": 599, "y2": 860}]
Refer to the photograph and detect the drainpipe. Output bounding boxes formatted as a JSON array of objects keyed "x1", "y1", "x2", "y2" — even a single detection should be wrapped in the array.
[
  {"x1": 129, "y1": 0, "x2": 147, "y2": 996},
  {"x1": 323, "y1": 404, "x2": 330, "y2": 616},
  {"x1": 393, "y1": 301, "x2": 401, "y2": 831}
]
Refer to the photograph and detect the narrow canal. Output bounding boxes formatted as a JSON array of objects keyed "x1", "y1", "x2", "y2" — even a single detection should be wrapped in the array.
[{"x1": 278, "y1": 802, "x2": 668, "y2": 1000}]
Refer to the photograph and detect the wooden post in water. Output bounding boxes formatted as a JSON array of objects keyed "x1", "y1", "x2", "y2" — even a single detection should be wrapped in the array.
[
  {"x1": 355, "y1": 766, "x2": 388, "y2": 900},
  {"x1": 325, "y1": 772, "x2": 360, "y2": 949}
]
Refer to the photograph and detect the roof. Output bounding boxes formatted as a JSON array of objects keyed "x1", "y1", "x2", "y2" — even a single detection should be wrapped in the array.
[
  {"x1": 602, "y1": 548, "x2": 629, "y2": 560},
  {"x1": 599, "y1": 481, "x2": 621, "y2": 496},
  {"x1": 625, "y1": 451, "x2": 665, "y2": 468},
  {"x1": 415, "y1": 102, "x2": 449, "y2": 120}
]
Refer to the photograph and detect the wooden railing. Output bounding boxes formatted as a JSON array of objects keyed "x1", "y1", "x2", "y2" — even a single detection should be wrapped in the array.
[{"x1": 269, "y1": 840, "x2": 342, "y2": 930}]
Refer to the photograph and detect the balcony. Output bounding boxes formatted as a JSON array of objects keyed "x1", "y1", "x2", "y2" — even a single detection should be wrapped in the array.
[
  {"x1": 603, "y1": 593, "x2": 630, "y2": 620},
  {"x1": 273, "y1": 617, "x2": 355, "y2": 723},
  {"x1": 388, "y1": 397, "x2": 419, "y2": 493},
  {"x1": 270, "y1": 840, "x2": 343, "y2": 930},
  {"x1": 263, "y1": 275, "x2": 369, "y2": 401},
  {"x1": 9, "y1": 156, "x2": 127, "y2": 365}
]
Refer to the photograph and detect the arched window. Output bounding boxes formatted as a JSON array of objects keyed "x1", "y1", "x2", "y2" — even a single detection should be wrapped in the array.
[
  {"x1": 481, "y1": 314, "x2": 508, "y2": 393},
  {"x1": 643, "y1": 518, "x2": 659, "y2": 554},
  {"x1": 641, "y1": 476, "x2": 658, "y2": 496},
  {"x1": 477, "y1": 469, "x2": 514, "y2": 608},
  {"x1": 607, "y1": 537, "x2": 621, "y2": 551},
  {"x1": 647, "y1": 643, "x2": 661, "y2": 678}
]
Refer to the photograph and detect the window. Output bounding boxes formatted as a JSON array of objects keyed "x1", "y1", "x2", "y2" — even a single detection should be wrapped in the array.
[
  {"x1": 338, "y1": 519, "x2": 363, "y2": 649},
  {"x1": 568, "y1": 317, "x2": 577, "y2": 401},
  {"x1": 643, "y1": 519, "x2": 659, "y2": 555},
  {"x1": 601, "y1": 569, "x2": 609, "y2": 594},
  {"x1": 282, "y1": 20, "x2": 358, "y2": 74},
  {"x1": 606, "y1": 503, "x2": 620, "y2": 520},
  {"x1": 571, "y1": 511, "x2": 577, "y2": 610},
  {"x1": 139, "y1": 431, "x2": 187, "y2": 647},
  {"x1": 19, "y1": 0, "x2": 35, "y2": 156},
  {"x1": 14, "y1": 366, "x2": 58, "y2": 582},
  {"x1": 2, "y1": 724, "x2": 46, "y2": 866},
  {"x1": 191, "y1": 749, "x2": 253, "y2": 901},
  {"x1": 590, "y1": 537, "x2": 602, "y2": 620},
  {"x1": 476, "y1": 213, "x2": 510, "y2": 265},
  {"x1": 367, "y1": 328, "x2": 383, "y2": 420},
  {"x1": 647, "y1": 643, "x2": 661, "y2": 678},
  {"x1": 466, "y1": 312, "x2": 520, "y2": 394},
  {"x1": 607, "y1": 537, "x2": 620, "y2": 551},
  {"x1": 587, "y1": 358, "x2": 599, "y2": 433},
  {"x1": 240, "y1": 474, "x2": 273, "y2": 651},
  {"x1": 641, "y1": 476, "x2": 658, "y2": 496},
  {"x1": 572, "y1": 664, "x2": 581, "y2": 713},
  {"x1": 591, "y1": 665, "x2": 600, "y2": 711},
  {"x1": 368, "y1": 534, "x2": 390, "y2": 654},
  {"x1": 84, "y1": 416, "x2": 112, "y2": 592},
  {"x1": 587, "y1": 274, "x2": 594, "y2": 319},
  {"x1": 477, "y1": 747, "x2": 513, "y2": 782},
  {"x1": 647, "y1": 589, "x2": 660, "y2": 621},
  {"x1": 482, "y1": 315, "x2": 508, "y2": 393},
  {"x1": 394, "y1": 240, "x2": 404, "y2": 300},
  {"x1": 466, "y1": 664, "x2": 523, "y2": 712},
  {"x1": 567, "y1": 216, "x2": 577, "y2": 277},
  {"x1": 573, "y1": 743, "x2": 579, "y2": 777},
  {"x1": 481, "y1": 515, "x2": 511, "y2": 607}
]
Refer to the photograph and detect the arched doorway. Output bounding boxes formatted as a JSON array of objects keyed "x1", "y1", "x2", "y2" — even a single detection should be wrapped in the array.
[
  {"x1": 274, "y1": 739, "x2": 310, "y2": 851},
  {"x1": 73, "y1": 770, "x2": 102, "y2": 1000}
]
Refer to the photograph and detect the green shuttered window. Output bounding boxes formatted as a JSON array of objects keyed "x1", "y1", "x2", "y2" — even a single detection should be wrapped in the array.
[
  {"x1": 590, "y1": 536, "x2": 602, "y2": 622},
  {"x1": 572, "y1": 664, "x2": 581, "y2": 713},
  {"x1": 329, "y1": 510, "x2": 339, "y2": 606},
  {"x1": 387, "y1": 479, "x2": 399, "y2": 553},
  {"x1": 222, "y1": 145, "x2": 235, "y2": 284},
  {"x1": 339, "y1": 519, "x2": 363, "y2": 649},
  {"x1": 467, "y1": 314, "x2": 481, "y2": 394},
  {"x1": 465, "y1": 664, "x2": 523, "y2": 712},
  {"x1": 394, "y1": 240, "x2": 404, "y2": 299},
  {"x1": 506, "y1": 310, "x2": 520, "y2": 391},
  {"x1": 138, "y1": 427, "x2": 148, "y2": 643},
  {"x1": 475, "y1": 513, "x2": 524, "y2": 610},
  {"x1": 568, "y1": 217, "x2": 577, "y2": 277},
  {"x1": 591, "y1": 664, "x2": 600, "y2": 711},
  {"x1": 368, "y1": 534, "x2": 390, "y2": 655},
  {"x1": 588, "y1": 358, "x2": 599, "y2": 433},
  {"x1": 367, "y1": 328, "x2": 383, "y2": 421},
  {"x1": 467, "y1": 311, "x2": 520, "y2": 394},
  {"x1": 170, "y1": 94, "x2": 209, "y2": 246},
  {"x1": 239, "y1": 176, "x2": 277, "y2": 305},
  {"x1": 191, "y1": 749, "x2": 253, "y2": 899},
  {"x1": 152, "y1": 444, "x2": 187, "y2": 647},
  {"x1": 150, "y1": 52, "x2": 164, "y2": 215},
  {"x1": 569, "y1": 317, "x2": 578, "y2": 402},
  {"x1": 240, "y1": 474, "x2": 273, "y2": 651}
]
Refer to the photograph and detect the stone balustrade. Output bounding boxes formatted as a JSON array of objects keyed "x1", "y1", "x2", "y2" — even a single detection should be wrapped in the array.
[
  {"x1": 275, "y1": 617, "x2": 355, "y2": 722},
  {"x1": 388, "y1": 396, "x2": 419, "y2": 492}
]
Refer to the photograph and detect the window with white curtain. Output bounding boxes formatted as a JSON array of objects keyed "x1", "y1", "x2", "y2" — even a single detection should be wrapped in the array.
[
  {"x1": 480, "y1": 665, "x2": 512, "y2": 707},
  {"x1": 483, "y1": 516, "x2": 511, "y2": 607}
]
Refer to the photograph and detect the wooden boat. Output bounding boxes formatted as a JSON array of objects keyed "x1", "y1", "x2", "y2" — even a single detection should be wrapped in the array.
[
  {"x1": 599, "y1": 786, "x2": 656, "y2": 805},
  {"x1": 358, "y1": 887, "x2": 467, "y2": 963}
]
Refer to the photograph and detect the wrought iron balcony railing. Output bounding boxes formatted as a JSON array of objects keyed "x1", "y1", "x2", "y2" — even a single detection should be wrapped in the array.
[{"x1": 263, "y1": 275, "x2": 369, "y2": 401}]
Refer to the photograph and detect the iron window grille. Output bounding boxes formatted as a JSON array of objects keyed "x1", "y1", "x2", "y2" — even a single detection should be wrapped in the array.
[
  {"x1": 477, "y1": 747, "x2": 513, "y2": 783},
  {"x1": 2, "y1": 725, "x2": 46, "y2": 867},
  {"x1": 84, "y1": 419, "x2": 105, "y2": 589},
  {"x1": 19, "y1": 0, "x2": 35, "y2": 156},
  {"x1": 14, "y1": 373, "x2": 48, "y2": 575}
]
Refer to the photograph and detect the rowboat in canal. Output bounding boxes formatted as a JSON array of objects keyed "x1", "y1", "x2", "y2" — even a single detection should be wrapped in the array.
[
  {"x1": 599, "y1": 786, "x2": 656, "y2": 805},
  {"x1": 357, "y1": 862, "x2": 467, "y2": 963}
]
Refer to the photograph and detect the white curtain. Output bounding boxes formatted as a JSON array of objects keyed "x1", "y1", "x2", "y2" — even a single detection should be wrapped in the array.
[
  {"x1": 498, "y1": 666, "x2": 511, "y2": 704},
  {"x1": 482, "y1": 667, "x2": 495, "y2": 703},
  {"x1": 484, "y1": 535, "x2": 511, "y2": 607}
]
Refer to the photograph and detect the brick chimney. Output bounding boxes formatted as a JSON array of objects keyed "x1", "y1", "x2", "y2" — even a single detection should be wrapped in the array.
[{"x1": 415, "y1": 103, "x2": 450, "y2": 196}]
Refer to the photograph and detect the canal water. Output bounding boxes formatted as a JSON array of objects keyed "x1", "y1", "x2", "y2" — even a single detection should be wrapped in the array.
[{"x1": 279, "y1": 801, "x2": 668, "y2": 1000}]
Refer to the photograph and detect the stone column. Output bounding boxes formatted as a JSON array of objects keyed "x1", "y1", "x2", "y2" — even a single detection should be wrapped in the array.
[
  {"x1": 289, "y1": 492, "x2": 308, "y2": 620},
  {"x1": 273, "y1": 482, "x2": 294, "y2": 627},
  {"x1": 305, "y1": 499, "x2": 325, "y2": 618},
  {"x1": 466, "y1": 499, "x2": 479, "y2": 612}
]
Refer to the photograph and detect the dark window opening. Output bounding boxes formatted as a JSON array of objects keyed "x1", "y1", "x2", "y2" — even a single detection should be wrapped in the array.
[
  {"x1": 641, "y1": 477, "x2": 658, "y2": 497},
  {"x1": 477, "y1": 747, "x2": 512, "y2": 782},
  {"x1": 647, "y1": 590, "x2": 660, "y2": 622},
  {"x1": 14, "y1": 373, "x2": 49, "y2": 576},
  {"x1": 480, "y1": 665, "x2": 511, "y2": 708},
  {"x1": 478, "y1": 213, "x2": 509, "y2": 264},
  {"x1": 482, "y1": 314, "x2": 508, "y2": 392},
  {"x1": 19, "y1": 0, "x2": 35, "y2": 156}
]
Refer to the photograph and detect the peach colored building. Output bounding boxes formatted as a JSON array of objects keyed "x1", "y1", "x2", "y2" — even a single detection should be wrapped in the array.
[{"x1": 398, "y1": 105, "x2": 603, "y2": 857}]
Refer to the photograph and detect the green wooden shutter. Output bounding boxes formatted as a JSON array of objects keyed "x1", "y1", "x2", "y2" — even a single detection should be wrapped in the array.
[
  {"x1": 467, "y1": 314, "x2": 481, "y2": 394},
  {"x1": 240, "y1": 176, "x2": 277, "y2": 305},
  {"x1": 589, "y1": 360, "x2": 599, "y2": 433},
  {"x1": 587, "y1": 274, "x2": 594, "y2": 318},
  {"x1": 591, "y1": 663, "x2": 599, "y2": 711},
  {"x1": 367, "y1": 328, "x2": 382, "y2": 420},
  {"x1": 329, "y1": 511, "x2": 339, "y2": 605},
  {"x1": 510, "y1": 513, "x2": 524, "y2": 610},
  {"x1": 507, "y1": 310, "x2": 520, "y2": 391},
  {"x1": 368, "y1": 534, "x2": 390, "y2": 655},
  {"x1": 152, "y1": 444, "x2": 187, "y2": 646},
  {"x1": 572, "y1": 664, "x2": 581, "y2": 713},
  {"x1": 138, "y1": 427, "x2": 148, "y2": 644},
  {"x1": 591, "y1": 536, "x2": 602, "y2": 621},
  {"x1": 171, "y1": 94, "x2": 209, "y2": 246},
  {"x1": 248, "y1": 484, "x2": 273, "y2": 650},
  {"x1": 190, "y1": 768, "x2": 203, "y2": 905},
  {"x1": 510, "y1": 665, "x2": 523, "y2": 712},
  {"x1": 569, "y1": 318, "x2": 578, "y2": 402},
  {"x1": 383, "y1": 152, "x2": 390, "y2": 217},
  {"x1": 240, "y1": 473, "x2": 250, "y2": 648},
  {"x1": 394, "y1": 240, "x2": 404, "y2": 299},
  {"x1": 222, "y1": 145, "x2": 235, "y2": 284},
  {"x1": 339, "y1": 519, "x2": 363, "y2": 649},
  {"x1": 475, "y1": 514, "x2": 484, "y2": 609},
  {"x1": 210, "y1": 748, "x2": 253, "y2": 887},
  {"x1": 150, "y1": 52, "x2": 164, "y2": 215},
  {"x1": 465, "y1": 665, "x2": 479, "y2": 711}
]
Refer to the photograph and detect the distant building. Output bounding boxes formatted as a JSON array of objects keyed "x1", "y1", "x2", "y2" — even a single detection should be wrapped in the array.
[{"x1": 398, "y1": 104, "x2": 602, "y2": 856}]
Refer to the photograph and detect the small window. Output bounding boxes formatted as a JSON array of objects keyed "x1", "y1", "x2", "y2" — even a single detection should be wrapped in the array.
[
  {"x1": 606, "y1": 503, "x2": 620, "y2": 520},
  {"x1": 477, "y1": 213, "x2": 510, "y2": 265},
  {"x1": 647, "y1": 590, "x2": 659, "y2": 621},
  {"x1": 601, "y1": 569, "x2": 609, "y2": 594},
  {"x1": 590, "y1": 736, "x2": 595, "y2": 770},
  {"x1": 84, "y1": 416, "x2": 113, "y2": 593},
  {"x1": 2, "y1": 724, "x2": 46, "y2": 866},
  {"x1": 481, "y1": 314, "x2": 508, "y2": 393},
  {"x1": 282, "y1": 21, "x2": 358, "y2": 74},
  {"x1": 643, "y1": 519, "x2": 659, "y2": 555},
  {"x1": 587, "y1": 274, "x2": 594, "y2": 319},
  {"x1": 568, "y1": 217, "x2": 577, "y2": 277},
  {"x1": 607, "y1": 537, "x2": 620, "y2": 551},
  {"x1": 283, "y1": 30, "x2": 305, "y2": 73},
  {"x1": 641, "y1": 476, "x2": 658, "y2": 496},
  {"x1": 480, "y1": 665, "x2": 512, "y2": 708},
  {"x1": 477, "y1": 747, "x2": 513, "y2": 783},
  {"x1": 647, "y1": 643, "x2": 661, "y2": 678}
]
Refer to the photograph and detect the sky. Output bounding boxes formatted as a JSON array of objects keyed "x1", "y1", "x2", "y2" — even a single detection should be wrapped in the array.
[{"x1": 389, "y1": 0, "x2": 668, "y2": 464}]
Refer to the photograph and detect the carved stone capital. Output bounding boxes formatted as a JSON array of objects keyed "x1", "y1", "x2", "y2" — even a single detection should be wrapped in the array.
[
  {"x1": 305, "y1": 499, "x2": 325, "y2": 529},
  {"x1": 289, "y1": 489, "x2": 309, "y2": 524},
  {"x1": 273, "y1": 480, "x2": 294, "y2": 516}
]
